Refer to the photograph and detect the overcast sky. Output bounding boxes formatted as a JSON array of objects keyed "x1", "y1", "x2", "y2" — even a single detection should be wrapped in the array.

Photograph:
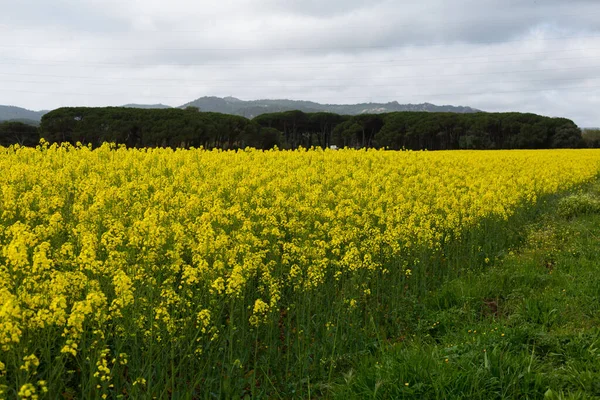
[{"x1": 1, "y1": 0, "x2": 599, "y2": 126}]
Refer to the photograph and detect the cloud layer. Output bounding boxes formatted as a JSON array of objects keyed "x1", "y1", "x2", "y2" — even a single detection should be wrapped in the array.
[{"x1": 1, "y1": 0, "x2": 599, "y2": 126}]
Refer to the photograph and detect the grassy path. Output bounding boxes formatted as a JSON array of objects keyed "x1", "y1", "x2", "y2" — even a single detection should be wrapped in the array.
[{"x1": 332, "y1": 180, "x2": 600, "y2": 399}]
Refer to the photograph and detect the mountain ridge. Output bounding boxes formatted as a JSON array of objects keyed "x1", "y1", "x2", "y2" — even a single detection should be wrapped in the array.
[
  {"x1": 180, "y1": 96, "x2": 481, "y2": 117},
  {"x1": 0, "y1": 97, "x2": 481, "y2": 123},
  {"x1": 0, "y1": 105, "x2": 47, "y2": 124},
  {"x1": 122, "y1": 103, "x2": 172, "y2": 109}
]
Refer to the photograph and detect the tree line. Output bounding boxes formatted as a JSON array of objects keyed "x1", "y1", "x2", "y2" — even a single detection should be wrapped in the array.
[
  {"x1": 255, "y1": 110, "x2": 584, "y2": 149},
  {"x1": 0, "y1": 106, "x2": 589, "y2": 150},
  {"x1": 582, "y1": 128, "x2": 600, "y2": 148}
]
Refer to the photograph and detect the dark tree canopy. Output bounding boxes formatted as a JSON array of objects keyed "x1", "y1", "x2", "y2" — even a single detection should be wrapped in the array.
[
  {"x1": 582, "y1": 129, "x2": 600, "y2": 148},
  {"x1": 0, "y1": 121, "x2": 39, "y2": 147},
  {"x1": 254, "y1": 111, "x2": 583, "y2": 150},
  {"x1": 39, "y1": 107, "x2": 263, "y2": 149}
]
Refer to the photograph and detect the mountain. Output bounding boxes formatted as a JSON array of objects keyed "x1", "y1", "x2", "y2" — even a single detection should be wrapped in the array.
[
  {"x1": 122, "y1": 103, "x2": 172, "y2": 109},
  {"x1": 0, "y1": 106, "x2": 47, "y2": 123},
  {"x1": 1, "y1": 97, "x2": 480, "y2": 123},
  {"x1": 180, "y1": 96, "x2": 481, "y2": 118}
]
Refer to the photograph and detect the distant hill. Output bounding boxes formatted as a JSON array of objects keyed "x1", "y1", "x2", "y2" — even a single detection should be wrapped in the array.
[
  {"x1": 1, "y1": 97, "x2": 480, "y2": 123},
  {"x1": 0, "y1": 106, "x2": 46, "y2": 123},
  {"x1": 180, "y1": 96, "x2": 481, "y2": 118},
  {"x1": 122, "y1": 104, "x2": 172, "y2": 109}
]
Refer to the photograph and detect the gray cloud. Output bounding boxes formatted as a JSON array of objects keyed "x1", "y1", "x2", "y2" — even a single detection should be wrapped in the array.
[
  {"x1": 1, "y1": 0, "x2": 126, "y2": 32},
  {"x1": 0, "y1": 0, "x2": 599, "y2": 126}
]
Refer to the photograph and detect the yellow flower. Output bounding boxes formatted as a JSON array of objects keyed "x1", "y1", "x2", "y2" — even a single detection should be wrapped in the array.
[
  {"x1": 197, "y1": 309, "x2": 212, "y2": 334},
  {"x1": 18, "y1": 383, "x2": 38, "y2": 399},
  {"x1": 249, "y1": 299, "x2": 270, "y2": 326},
  {"x1": 20, "y1": 354, "x2": 40, "y2": 372}
]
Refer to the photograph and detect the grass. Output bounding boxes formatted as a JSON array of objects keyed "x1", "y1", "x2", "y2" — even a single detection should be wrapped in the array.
[{"x1": 331, "y1": 182, "x2": 600, "y2": 399}]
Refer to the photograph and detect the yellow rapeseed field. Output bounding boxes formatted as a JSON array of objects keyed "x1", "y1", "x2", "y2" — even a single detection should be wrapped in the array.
[{"x1": 1, "y1": 143, "x2": 600, "y2": 398}]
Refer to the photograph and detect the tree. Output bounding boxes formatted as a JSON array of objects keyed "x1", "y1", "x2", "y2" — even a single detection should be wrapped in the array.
[
  {"x1": 552, "y1": 124, "x2": 584, "y2": 148},
  {"x1": 582, "y1": 129, "x2": 600, "y2": 148},
  {"x1": 0, "y1": 121, "x2": 39, "y2": 146}
]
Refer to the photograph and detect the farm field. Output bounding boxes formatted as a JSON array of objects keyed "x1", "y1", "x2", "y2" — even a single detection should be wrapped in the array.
[{"x1": 1, "y1": 144, "x2": 600, "y2": 398}]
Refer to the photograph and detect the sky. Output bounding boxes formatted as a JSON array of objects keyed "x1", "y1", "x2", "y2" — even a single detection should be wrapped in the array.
[{"x1": 1, "y1": 0, "x2": 599, "y2": 126}]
